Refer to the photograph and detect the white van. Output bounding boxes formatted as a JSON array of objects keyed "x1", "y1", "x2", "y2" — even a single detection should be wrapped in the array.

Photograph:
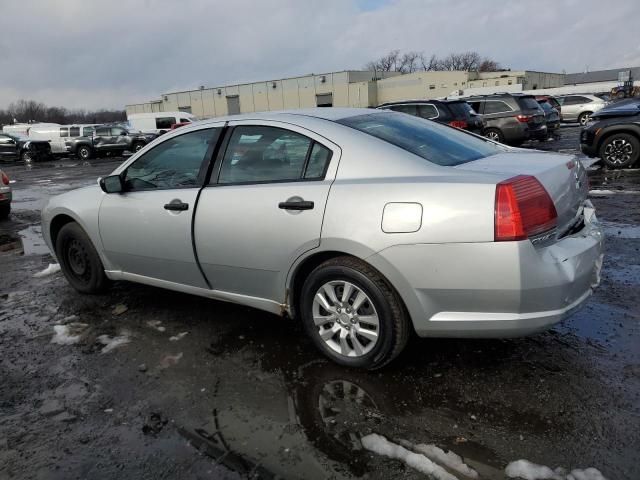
[
  {"x1": 28, "y1": 124, "x2": 99, "y2": 155},
  {"x1": 2, "y1": 123, "x2": 59, "y2": 137},
  {"x1": 127, "y1": 112, "x2": 195, "y2": 134}
]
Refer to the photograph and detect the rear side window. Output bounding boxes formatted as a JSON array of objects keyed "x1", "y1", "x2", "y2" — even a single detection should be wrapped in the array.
[
  {"x1": 517, "y1": 97, "x2": 542, "y2": 110},
  {"x1": 483, "y1": 101, "x2": 513, "y2": 114},
  {"x1": 60, "y1": 127, "x2": 69, "y2": 137},
  {"x1": 218, "y1": 126, "x2": 313, "y2": 184},
  {"x1": 180, "y1": 118, "x2": 191, "y2": 123},
  {"x1": 417, "y1": 104, "x2": 438, "y2": 119},
  {"x1": 468, "y1": 101, "x2": 483, "y2": 114},
  {"x1": 390, "y1": 105, "x2": 418, "y2": 116},
  {"x1": 304, "y1": 143, "x2": 332, "y2": 179},
  {"x1": 69, "y1": 127, "x2": 80, "y2": 137},
  {"x1": 156, "y1": 117, "x2": 176, "y2": 129},
  {"x1": 338, "y1": 112, "x2": 502, "y2": 167},
  {"x1": 446, "y1": 102, "x2": 473, "y2": 118}
]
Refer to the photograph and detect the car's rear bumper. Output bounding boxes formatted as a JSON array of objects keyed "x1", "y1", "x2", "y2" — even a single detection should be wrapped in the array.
[
  {"x1": 0, "y1": 186, "x2": 11, "y2": 205},
  {"x1": 368, "y1": 201, "x2": 604, "y2": 338}
]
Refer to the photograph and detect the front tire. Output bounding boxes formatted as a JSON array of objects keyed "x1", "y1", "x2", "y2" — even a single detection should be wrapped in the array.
[
  {"x1": 599, "y1": 133, "x2": 640, "y2": 169},
  {"x1": 55, "y1": 222, "x2": 109, "y2": 293},
  {"x1": 132, "y1": 142, "x2": 145, "y2": 153},
  {"x1": 20, "y1": 150, "x2": 32, "y2": 163},
  {"x1": 578, "y1": 112, "x2": 592, "y2": 126},
  {"x1": 300, "y1": 256, "x2": 409, "y2": 369},
  {"x1": 77, "y1": 146, "x2": 93, "y2": 160}
]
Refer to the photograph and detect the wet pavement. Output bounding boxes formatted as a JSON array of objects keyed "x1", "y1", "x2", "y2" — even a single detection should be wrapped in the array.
[{"x1": 0, "y1": 126, "x2": 639, "y2": 480}]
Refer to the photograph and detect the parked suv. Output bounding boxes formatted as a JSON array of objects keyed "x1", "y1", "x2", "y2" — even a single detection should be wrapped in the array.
[
  {"x1": 556, "y1": 94, "x2": 605, "y2": 126},
  {"x1": 66, "y1": 125, "x2": 157, "y2": 160},
  {"x1": 581, "y1": 101, "x2": 640, "y2": 168},
  {"x1": 377, "y1": 99, "x2": 484, "y2": 134},
  {"x1": 463, "y1": 93, "x2": 546, "y2": 145}
]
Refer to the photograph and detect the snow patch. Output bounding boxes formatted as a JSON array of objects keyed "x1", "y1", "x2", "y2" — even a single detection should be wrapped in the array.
[
  {"x1": 505, "y1": 460, "x2": 607, "y2": 480},
  {"x1": 361, "y1": 434, "x2": 459, "y2": 480},
  {"x1": 412, "y1": 443, "x2": 478, "y2": 479},
  {"x1": 589, "y1": 189, "x2": 640, "y2": 195},
  {"x1": 51, "y1": 323, "x2": 89, "y2": 345},
  {"x1": 97, "y1": 333, "x2": 131, "y2": 353},
  {"x1": 33, "y1": 263, "x2": 61, "y2": 278},
  {"x1": 146, "y1": 320, "x2": 166, "y2": 332},
  {"x1": 169, "y1": 331, "x2": 188, "y2": 341}
]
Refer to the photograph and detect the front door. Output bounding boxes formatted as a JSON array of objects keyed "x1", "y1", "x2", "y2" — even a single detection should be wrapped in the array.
[
  {"x1": 193, "y1": 121, "x2": 338, "y2": 302},
  {"x1": 99, "y1": 126, "x2": 222, "y2": 287}
]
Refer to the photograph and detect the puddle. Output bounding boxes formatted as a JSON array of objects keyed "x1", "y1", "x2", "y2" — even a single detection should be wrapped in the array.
[
  {"x1": 18, "y1": 225, "x2": 50, "y2": 255},
  {"x1": 602, "y1": 222, "x2": 640, "y2": 239}
]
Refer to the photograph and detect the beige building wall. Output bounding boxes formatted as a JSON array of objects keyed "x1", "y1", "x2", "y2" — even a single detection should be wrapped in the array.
[
  {"x1": 376, "y1": 71, "x2": 469, "y2": 104},
  {"x1": 267, "y1": 80, "x2": 285, "y2": 110}
]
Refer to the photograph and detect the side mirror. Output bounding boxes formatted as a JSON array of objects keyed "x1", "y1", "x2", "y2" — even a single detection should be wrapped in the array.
[{"x1": 99, "y1": 174, "x2": 124, "y2": 193}]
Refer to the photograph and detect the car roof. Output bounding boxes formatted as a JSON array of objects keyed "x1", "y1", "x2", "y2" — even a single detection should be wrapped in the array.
[
  {"x1": 190, "y1": 107, "x2": 379, "y2": 126},
  {"x1": 377, "y1": 100, "x2": 444, "y2": 107}
]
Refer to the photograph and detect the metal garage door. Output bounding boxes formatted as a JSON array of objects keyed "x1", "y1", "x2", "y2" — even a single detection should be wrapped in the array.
[{"x1": 226, "y1": 96, "x2": 240, "y2": 115}]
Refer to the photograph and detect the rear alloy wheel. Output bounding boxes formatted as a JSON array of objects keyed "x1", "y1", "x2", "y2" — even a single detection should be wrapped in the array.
[
  {"x1": 132, "y1": 142, "x2": 145, "y2": 153},
  {"x1": 578, "y1": 112, "x2": 592, "y2": 126},
  {"x1": 55, "y1": 222, "x2": 109, "y2": 293},
  {"x1": 600, "y1": 133, "x2": 640, "y2": 169},
  {"x1": 301, "y1": 256, "x2": 409, "y2": 369},
  {"x1": 77, "y1": 146, "x2": 92, "y2": 160},
  {"x1": 484, "y1": 128, "x2": 504, "y2": 143}
]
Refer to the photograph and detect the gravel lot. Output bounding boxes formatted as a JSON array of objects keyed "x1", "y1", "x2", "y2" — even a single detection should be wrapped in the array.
[{"x1": 1, "y1": 125, "x2": 638, "y2": 480}]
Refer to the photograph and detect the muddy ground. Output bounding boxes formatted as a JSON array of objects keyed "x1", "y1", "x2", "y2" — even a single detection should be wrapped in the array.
[{"x1": 0, "y1": 126, "x2": 639, "y2": 480}]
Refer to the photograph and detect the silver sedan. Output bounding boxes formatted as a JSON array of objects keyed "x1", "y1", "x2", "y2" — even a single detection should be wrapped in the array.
[{"x1": 42, "y1": 108, "x2": 604, "y2": 369}]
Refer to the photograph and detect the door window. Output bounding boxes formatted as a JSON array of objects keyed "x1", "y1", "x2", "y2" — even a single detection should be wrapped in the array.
[
  {"x1": 390, "y1": 104, "x2": 418, "y2": 116},
  {"x1": 60, "y1": 127, "x2": 69, "y2": 137},
  {"x1": 304, "y1": 143, "x2": 332, "y2": 179},
  {"x1": 69, "y1": 127, "x2": 80, "y2": 137},
  {"x1": 218, "y1": 126, "x2": 318, "y2": 184},
  {"x1": 111, "y1": 127, "x2": 127, "y2": 136},
  {"x1": 468, "y1": 101, "x2": 483, "y2": 114},
  {"x1": 124, "y1": 128, "x2": 219, "y2": 191},
  {"x1": 95, "y1": 127, "x2": 110, "y2": 136},
  {"x1": 82, "y1": 126, "x2": 95, "y2": 136}
]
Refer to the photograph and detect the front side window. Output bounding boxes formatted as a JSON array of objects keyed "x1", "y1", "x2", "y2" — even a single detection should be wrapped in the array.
[
  {"x1": 218, "y1": 126, "x2": 321, "y2": 184},
  {"x1": 83, "y1": 126, "x2": 95, "y2": 136},
  {"x1": 483, "y1": 100, "x2": 513, "y2": 114},
  {"x1": 155, "y1": 117, "x2": 176, "y2": 129},
  {"x1": 95, "y1": 127, "x2": 110, "y2": 136},
  {"x1": 468, "y1": 101, "x2": 483, "y2": 114},
  {"x1": 338, "y1": 112, "x2": 503, "y2": 167},
  {"x1": 124, "y1": 128, "x2": 218, "y2": 191}
]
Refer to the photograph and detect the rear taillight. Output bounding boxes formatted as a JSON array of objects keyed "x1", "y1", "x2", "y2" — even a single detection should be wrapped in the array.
[
  {"x1": 448, "y1": 120, "x2": 468, "y2": 129},
  {"x1": 1, "y1": 172, "x2": 9, "y2": 186},
  {"x1": 515, "y1": 115, "x2": 531, "y2": 123},
  {"x1": 494, "y1": 175, "x2": 557, "y2": 241}
]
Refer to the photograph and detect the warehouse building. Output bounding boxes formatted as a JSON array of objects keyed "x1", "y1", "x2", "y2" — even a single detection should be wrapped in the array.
[{"x1": 126, "y1": 69, "x2": 563, "y2": 118}]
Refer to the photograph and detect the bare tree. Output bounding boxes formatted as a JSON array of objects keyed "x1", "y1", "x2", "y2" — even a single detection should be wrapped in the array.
[
  {"x1": 366, "y1": 50, "x2": 504, "y2": 73},
  {"x1": 478, "y1": 57, "x2": 502, "y2": 72},
  {"x1": 0, "y1": 99, "x2": 125, "y2": 126},
  {"x1": 398, "y1": 51, "x2": 422, "y2": 73},
  {"x1": 420, "y1": 54, "x2": 439, "y2": 71}
]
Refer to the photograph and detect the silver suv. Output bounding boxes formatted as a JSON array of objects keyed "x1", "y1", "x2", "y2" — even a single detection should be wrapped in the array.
[{"x1": 556, "y1": 94, "x2": 606, "y2": 125}]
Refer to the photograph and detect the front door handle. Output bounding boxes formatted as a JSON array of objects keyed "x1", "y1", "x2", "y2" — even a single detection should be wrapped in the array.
[
  {"x1": 164, "y1": 202, "x2": 189, "y2": 211},
  {"x1": 278, "y1": 200, "x2": 314, "y2": 211}
]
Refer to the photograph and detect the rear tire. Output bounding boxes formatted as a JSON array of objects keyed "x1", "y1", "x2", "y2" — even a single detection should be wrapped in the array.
[
  {"x1": 599, "y1": 133, "x2": 640, "y2": 169},
  {"x1": 55, "y1": 222, "x2": 109, "y2": 293},
  {"x1": 300, "y1": 256, "x2": 409, "y2": 370},
  {"x1": 578, "y1": 112, "x2": 592, "y2": 126},
  {"x1": 484, "y1": 128, "x2": 504, "y2": 143},
  {"x1": 20, "y1": 150, "x2": 32, "y2": 163},
  {"x1": 132, "y1": 142, "x2": 145, "y2": 153},
  {"x1": 77, "y1": 146, "x2": 92, "y2": 160},
  {"x1": 0, "y1": 204, "x2": 9, "y2": 220}
]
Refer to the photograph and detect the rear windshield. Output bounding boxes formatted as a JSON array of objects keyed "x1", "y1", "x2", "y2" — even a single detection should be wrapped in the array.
[
  {"x1": 539, "y1": 101, "x2": 553, "y2": 111},
  {"x1": 517, "y1": 96, "x2": 542, "y2": 110},
  {"x1": 338, "y1": 112, "x2": 502, "y2": 167}
]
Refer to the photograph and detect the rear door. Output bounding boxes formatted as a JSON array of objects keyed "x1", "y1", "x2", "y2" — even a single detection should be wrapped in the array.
[
  {"x1": 558, "y1": 96, "x2": 580, "y2": 121},
  {"x1": 193, "y1": 120, "x2": 339, "y2": 302},
  {"x1": 99, "y1": 125, "x2": 223, "y2": 287}
]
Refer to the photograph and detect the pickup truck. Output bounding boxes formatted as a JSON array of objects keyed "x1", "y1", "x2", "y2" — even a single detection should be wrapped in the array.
[{"x1": 66, "y1": 125, "x2": 157, "y2": 160}]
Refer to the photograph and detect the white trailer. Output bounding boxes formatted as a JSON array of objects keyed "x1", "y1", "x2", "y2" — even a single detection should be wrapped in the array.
[
  {"x1": 2, "y1": 123, "x2": 59, "y2": 137},
  {"x1": 126, "y1": 111, "x2": 195, "y2": 134}
]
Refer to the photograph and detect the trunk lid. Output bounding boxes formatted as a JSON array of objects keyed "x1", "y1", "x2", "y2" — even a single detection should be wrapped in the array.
[{"x1": 456, "y1": 151, "x2": 589, "y2": 238}]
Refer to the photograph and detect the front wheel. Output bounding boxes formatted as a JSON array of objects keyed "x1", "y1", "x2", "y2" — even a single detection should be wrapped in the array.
[
  {"x1": 77, "y1": 146, "x2": 92, "y2": 160},
  {"x1": 300, "y1": 257, "x2": 409, "y2": 369},
  {"x1": 55, "y1": 222, "x2": 109, "y2": 293},
  {"x1": 132, "y1": 142, "x2": 145, "y2": 153},
  {"x1": 578, "y1": 112, "x2": 592, "y2": 126},
  {"x1": 20, "y1": 150, "x2": 33, "y2": 163},
  {"x1": 600, "y1": 133, "x2": 640, "y2": 169}
]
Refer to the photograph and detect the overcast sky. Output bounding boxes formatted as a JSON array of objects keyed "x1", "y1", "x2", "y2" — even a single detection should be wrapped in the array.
[{"x1": 0, "y1": 0, "x2": 637, "y2": 111}]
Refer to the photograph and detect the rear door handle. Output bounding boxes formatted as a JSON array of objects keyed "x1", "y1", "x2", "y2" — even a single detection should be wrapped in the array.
[
  {"x1": 164, "y1": 202, "x2": 189, "y2": 211},
  {"x1": 278, "y1": 200, "x2": 314, "y2": 211}
]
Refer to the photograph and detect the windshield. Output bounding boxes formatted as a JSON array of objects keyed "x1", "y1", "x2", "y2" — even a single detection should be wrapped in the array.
[
  {"x1": 517, "y1": 96, "x2": 542, "y2": 110},
  {"x1": 338, "y1": 112, "x2": 502, "y2": 167}
]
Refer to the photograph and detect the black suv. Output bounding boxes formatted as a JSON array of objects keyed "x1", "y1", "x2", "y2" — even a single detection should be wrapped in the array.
[
  {"x1": 0, "y1": 133, "x2": 52, "y2": 162},
  {"x1": 66, "y1": 125, "x2": 157, "y2": 160},
  {"x1": 580, "y1": 100, "x2": 640, "y2": 168},
  {"x1": 463, "y1": 93, "x2": 546, "y2": 145},
  {"x1": 377, "y1": 99, "x2": 485, "y2": 134}
]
